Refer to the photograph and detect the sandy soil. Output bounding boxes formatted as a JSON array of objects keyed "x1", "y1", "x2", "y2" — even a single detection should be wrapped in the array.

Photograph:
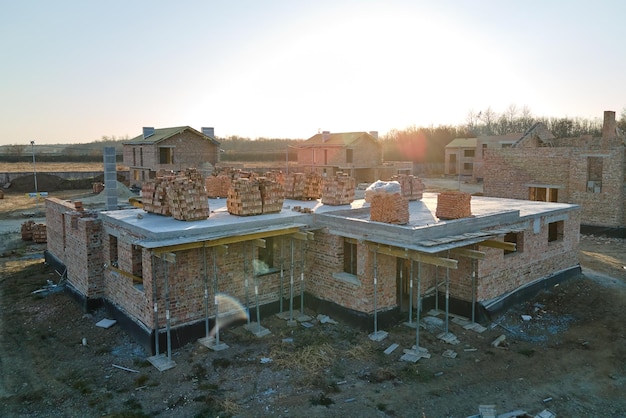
[{"x1": 0, "y1": 177, "x2": 625, "y2": 417}]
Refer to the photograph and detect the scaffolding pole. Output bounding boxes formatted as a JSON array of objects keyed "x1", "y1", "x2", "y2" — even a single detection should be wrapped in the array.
[
  {"x1": 373, "y1": 250, "x2": 378, "y2": 334},
  {"x1": 203, "y1": 246, "x2": 209, "y2": 338},
  {"x1": 289, "y1": 237, "x2": 295, "y2": 323},
  {"x1": 152, "y1": 254, "x2": 159, "y2": 356},
  {"x1": 164, "y1": 258, "x2": 172, "y2": 361},
  {"x1": 408, "y1": 260, "x2": 413, "y2": 324},
  {"x1": 212, "y1": 248, "x2": 221, "y2": 345},
  {"x1": 279, "y1": 237, "x2": 284, "y2": 313},
  {"x1": 445, "y1": 252, "x2": 450, "y2": 334},
  {"x1": 244, "y1": 243, "x2": 250, "y2": 325},
  {"x1": 415, "y1": 261, "x2": 421, "y2": 348},
  {"x1": 472, "y1": 254, "x2": 477, "y2": 324},
  {"x1": 299, "y1": 238, "x2": 305, "y2": 315}
]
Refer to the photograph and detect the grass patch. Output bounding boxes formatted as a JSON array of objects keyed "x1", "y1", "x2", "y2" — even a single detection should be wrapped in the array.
[{"x1": 134, "y1": 374, "x2": 149, "y2": 387}]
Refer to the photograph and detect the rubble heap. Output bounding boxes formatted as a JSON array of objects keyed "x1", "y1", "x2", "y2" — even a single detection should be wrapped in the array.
[
  {"x1": 367, "y1": 181, "x2": 409, "y2": 224},
  {"x1": 142, "y1": 168, "x2": 210, "y2": 221},
  {"x1": 436, "y1": 191, "x2": 472, "y2": 219},
  {"x1": 321, "y1": 172, "x2": 355, "y2": 205},
  {"x1": 390, "y1": 174, "x2": 424, "y2": 201}
]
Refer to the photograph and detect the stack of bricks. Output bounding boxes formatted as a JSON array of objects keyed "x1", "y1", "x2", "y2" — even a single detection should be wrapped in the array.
[
  {"x1": 167, "y1": 170, "x2": 211, "y2": 221},
  {"x1": 263, "y1": 170, "x2": 285, "y2": 187},
  {"x1": 141, "y1": 175, "x2": 174, "y2": 216},
  {"x1": 142, "y1": 169, "x2": 210, "y2": 221},
  {"x1": 303, "y1": 173, "x2": 323, "y2": 200},
  {"x1": 205, "y1": 174, "x2": 231, "y2": 198},
  {"x1": 391, "y1": 174, "x2": 424, "y2": 201},
  {"x1": 32, "y1": 223, "x2": 47, "y2": 243},
  {"x1": 284, "y1": 173, "x2": 306, "y2": 199},
  {"x1": 369, "y1": 192, "x2": 409, "y2": 224},
  {"x1": 227, "y1": 178, "x2": 263, "y2": 216},
  {"x1": 92, "y1": 182, "x2": 104, "y2": 194},
  {"x1": 258, "y1": 177, "x2": 285, "y2": 214},
  {"x1": 321, "y1": 173, "x2": 356, "y2": 205},
  {"x1": 436, "y1": 191, "x2": 472, "y2": 219},
  {"x1": 21, "y1": 220, "x2": 35, "y2": 240}
]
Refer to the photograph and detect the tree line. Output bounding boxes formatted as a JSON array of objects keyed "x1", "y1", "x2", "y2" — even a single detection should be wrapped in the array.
[{"x1": 1, "y1": 106, "x2": 625, "y2": 164}]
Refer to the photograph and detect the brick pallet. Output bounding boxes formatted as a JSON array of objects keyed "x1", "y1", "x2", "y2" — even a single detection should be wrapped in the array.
[
  {"x1": 21, "y1": 220, "x2": 35, "y2": 240},
  {"x1": 284, "y1": 173, "x2": 306, "y2": 199},
  {"x1": 92, "y1": 182, "x2": 104, "y2": 194},
  {"x1": 142, "y1": 169, "x2": 210, "y2": 221},
  {"x1": 321, "y1": 173, "x2": 355, "y2": 205},
  {"x1": 227, "y1": 178, "x2": 263, "y2": 216},
  {"x1": 436, "y1": 191, "x2": 472, "y2": 219},
  {"x1": 205, "y1": 174, "x2": 231, "y2": 198},
  {"x1": 370, "y1": 192, "x2": 409, "y2": 224},
  {"x1": 304, "y1": 173, "x2": 323, "y2": 200},
  {"x1": 32, "y1": 223, "x2": 47, "y2": 243},
  {"x1": 227, "y1": 177, "x2": 285, "y2": 216},
  {"x1": 258, "y1": 177, "x2": 285, "y2": 214},
  {"x1": 390, "y1": 174, "x2": 424, "y2": 201}
]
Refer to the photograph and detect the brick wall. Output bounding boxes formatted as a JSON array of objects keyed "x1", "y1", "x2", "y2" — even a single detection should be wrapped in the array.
[
  {"x1": 484, "y1": 146, "x2": 626, "y2": 228},
  {"x1": 45, "y1": 198, "x2": 103, "y2": 298},
  {"x1": 483, "y1": 148, "x2": 572, "y2": 201}
]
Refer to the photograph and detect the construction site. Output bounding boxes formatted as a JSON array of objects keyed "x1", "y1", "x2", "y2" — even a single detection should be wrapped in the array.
[{"x1": 1, "y1": 121, "x2": 625, "y2": 417}]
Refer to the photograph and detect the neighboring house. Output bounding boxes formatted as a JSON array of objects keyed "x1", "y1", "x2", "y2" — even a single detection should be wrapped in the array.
[
  {"x1": 445, "y1": 133, "x2": 525, "y2": 181},
  {"x1": 483, "y1": 111, "x2": 626, "y2": 235},
  {"x1": 123, "y1": 126, "x2": 220, "y2": 186},
  {"x1": 296, "y1": 131, "x2": 393, "y2": 182},
  {"x1": 444, "y1": 138, "x2": 476, "y2": 178}
]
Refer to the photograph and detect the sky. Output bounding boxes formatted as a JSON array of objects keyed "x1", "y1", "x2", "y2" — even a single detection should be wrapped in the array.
[{"x1": 1, "y1": 1, "x2": 626, "y2": 145}]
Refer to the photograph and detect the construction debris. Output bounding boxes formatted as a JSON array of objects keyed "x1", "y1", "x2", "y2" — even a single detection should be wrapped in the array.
[
  {"x1": 442, "y1": 349, "x2": 458, "y2": 358},
  {"x1": 384, "y1": 343, "x2": 399, "y2": 355},
  {"x1": 491, "y1": 334, "x2": 507, "y2": 348},
  {"x1": 400, "y1": 345, "x2": 431, "y2": 362}
]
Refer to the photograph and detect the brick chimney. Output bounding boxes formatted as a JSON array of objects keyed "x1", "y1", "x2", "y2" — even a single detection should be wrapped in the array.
[
  {"x1": 143, "y1": 127, "x2": 155, "y2": 139},
  {"x1": 602, "y1": 111, "x2": 616, "y2": 138},
  {"x1": 322, "y1": 131, "x2": 331, "y2": 142}
]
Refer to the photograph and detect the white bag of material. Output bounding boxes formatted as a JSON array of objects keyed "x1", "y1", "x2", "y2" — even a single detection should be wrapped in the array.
[{"x1": 364, "y1": 180, "x2": 401, "y2": 202}]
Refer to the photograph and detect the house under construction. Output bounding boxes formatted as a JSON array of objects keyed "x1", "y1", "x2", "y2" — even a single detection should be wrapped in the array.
[{"x1": 44, "y1": 173, "x2": 581, "y2": 361}]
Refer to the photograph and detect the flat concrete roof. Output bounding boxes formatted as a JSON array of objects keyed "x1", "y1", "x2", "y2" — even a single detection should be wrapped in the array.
[{"x1": 99, "y1": 193, "x2": 579, "y2": 252}]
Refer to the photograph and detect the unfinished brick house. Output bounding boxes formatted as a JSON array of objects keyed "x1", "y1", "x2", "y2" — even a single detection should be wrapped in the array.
[
  {"x1": 123, "y1": 126, "x2": 220, "y2": 187},
  {"x1": 445, "y1": 133, "x2": 524, "y2": 181},
  {"x1": 483, "y1": 111, "x2": 626, "y2": 235},
  {"x1": 296, "y1": 131, "x2": 394, "y2": 182},
  {"x1": 44, "y1": 186, "x2": 581, "y2": 356}
]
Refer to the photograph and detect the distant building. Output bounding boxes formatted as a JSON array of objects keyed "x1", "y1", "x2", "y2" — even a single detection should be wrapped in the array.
[
  {"x1": 296, "y1": 131, "x2": 408, "y2": 182},
  {"x1": 123, "y1": 126, "x2": 220, "y2": 186},
  {"x1": 484, "y1": 111, "x2": 626, "y2": 235},
  {"x1": 445, "y1": 133, "x2": 525, "y2": 182}
]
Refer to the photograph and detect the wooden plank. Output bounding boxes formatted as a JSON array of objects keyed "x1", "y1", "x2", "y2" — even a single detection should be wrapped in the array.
[
  {"x1": 479, "y1": 240, "x2": 516, "y2": 251},
  {"x1": 367, "y1": 242, "x2": 458, "y2": 269},
  {"x1": 153, "y1": 226, "x2": 302, "y2": 254},
  {"x1": 451, "y1": 248, "x2": 486, "y2": 260}
]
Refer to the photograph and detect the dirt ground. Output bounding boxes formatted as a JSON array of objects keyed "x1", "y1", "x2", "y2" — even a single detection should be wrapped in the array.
[{"x1": 1, "y1": 184, "x2": 625, "y2": 417}]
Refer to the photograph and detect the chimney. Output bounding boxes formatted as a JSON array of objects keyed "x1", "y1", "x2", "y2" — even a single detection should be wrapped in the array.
[
  {"x1": 602, "y1": 111, "x2": 616, "y2": 138},
  {"x1": 143, "y1": 127, "x2": 155, "y2": 139},
  {"x1": 202, "y1": 127, "x2": 215, "y2": 138},
  {"x1": 322, "y1": 131, "x2": 330, "y2": 142},
  {"x1": 369, "y1": 131, "x2": 379, "y2": 140}
]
